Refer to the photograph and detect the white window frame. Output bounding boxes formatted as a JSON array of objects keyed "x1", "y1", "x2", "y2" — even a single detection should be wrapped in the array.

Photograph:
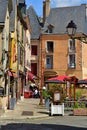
[
  {"x1": 68, "y1": 39, "x2": 75, "y2": 52},
  {"x1": 68, "y1": 54, "x2": 76, "y2": 68}
]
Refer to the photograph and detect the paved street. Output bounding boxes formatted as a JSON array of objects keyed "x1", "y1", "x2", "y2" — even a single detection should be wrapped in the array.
[
  {"x1": 0, "y1": 116, "x2": 87, "y2": 129},
  {"x1": 0, "y1": 98, "x2": 87, "y2": 129}
]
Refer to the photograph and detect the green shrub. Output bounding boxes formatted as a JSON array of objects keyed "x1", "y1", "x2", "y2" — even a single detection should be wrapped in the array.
[
  {"x1": 74, "y1": 102, "x2": 86, "y2": 108},
  {"x1": 74, "y1": 102, "x2": 79, "y2": 108},
  {"x1": 81, "y1": 103, "x2": 85, "y2": 108},
  {"x1": 76, "y1": 91, "x2": 82, "y2": 100}
]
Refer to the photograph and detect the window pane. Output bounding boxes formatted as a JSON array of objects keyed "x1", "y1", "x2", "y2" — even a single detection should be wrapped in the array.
[
  {"x1": 69, "y1": 39, "x2": 75, "y2": 51},
  {"x1": 47, "y1": 41, "x2": 53, "y2": 52},
  {"x1": 31, "y1": 63, "x2": 37, "y2": 75},
  {"x1": 31, "y1": 45, "x2": 37, "y2": 55},
  {"x1": 46, "y1": 56, "x2": 53, "y2": 69},
  {"x1": 69, "y1": 54, "x2": 75, "y2": 68}
]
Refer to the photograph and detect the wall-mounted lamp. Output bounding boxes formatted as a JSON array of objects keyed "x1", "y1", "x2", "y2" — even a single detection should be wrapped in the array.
[{"x1": 66, "y1": 20, "x2": 87, "y2": 43}]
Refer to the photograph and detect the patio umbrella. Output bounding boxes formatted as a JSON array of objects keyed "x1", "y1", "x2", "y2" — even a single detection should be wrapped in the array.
[
  {"x1": 78, "y1": 79, "x2": 87, "y2": 84},
  {"x1": 48, "y1": 75, "x2": 70, "y2": 81},
  {"x1": 47, "y1": 75, "x2": 78, "y2": 101}
]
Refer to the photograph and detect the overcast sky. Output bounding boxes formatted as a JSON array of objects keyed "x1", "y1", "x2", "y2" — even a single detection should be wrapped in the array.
[{"x1": 26, "y1": 0, "x2": 87, "y2": 16}]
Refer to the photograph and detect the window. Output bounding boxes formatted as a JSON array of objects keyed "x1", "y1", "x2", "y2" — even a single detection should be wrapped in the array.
[
  {"x1": 68, "y1": 54, "x2": 75, "y2": 68},
  {"x1": 46, "y1": 41, "x2": 53, "y2": 53},
  {"x1": 20, "y1": 48, "x2": 24, "y2": 65},
  {"x1": 31, "y1": 45, "x2": 37, "y2": 55},
  {"x1": 69, "y1": 39, "x2": 75, "y2": 52},
  {"x1": 31, "y1": 63, "x2": 37, "y2": 75},
  {"x1": 48, "y1": 24, "x2": 54, "y2": 33},
  {"x1": 46, "y1": 56, "x2": 53, "y2": 69}
]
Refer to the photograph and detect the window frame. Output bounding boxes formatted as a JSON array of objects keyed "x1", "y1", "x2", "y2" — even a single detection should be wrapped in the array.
[
  {"x1": 68, "y1": 39, "x2": 76, "y2": 52},
  {"x1": 46, "y1": 55, "x2": 53, "y2": 69},
  {"x1": 46, "y1": 41, "x2": 54, "y2": 53},
  {"x1": 68, "y1": 54, "x2": 76, "y2": 68}
]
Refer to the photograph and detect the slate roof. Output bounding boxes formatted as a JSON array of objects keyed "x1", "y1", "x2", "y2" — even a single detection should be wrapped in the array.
[
  {"x1": 27, "y1": 6, "x2": 41, "y2": 40},
  {"x1": 43, "y1": 4, "x2": 87, "y2": 35},
  {"x1": 10, "y1": 0, "x2": 16, "y2": 32},
  {"x1": 0, "y1": 0, "x2": 8, "y2": 25}
]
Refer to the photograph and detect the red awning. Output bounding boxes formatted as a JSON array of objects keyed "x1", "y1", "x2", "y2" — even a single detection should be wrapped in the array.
[{"x1": 28, "y1": 71, "x2": 36, "y2": 81}]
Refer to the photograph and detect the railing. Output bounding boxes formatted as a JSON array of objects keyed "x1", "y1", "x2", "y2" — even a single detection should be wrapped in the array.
[{"x1": 64, "y1": 100, "x2": 87, "y2": 111}]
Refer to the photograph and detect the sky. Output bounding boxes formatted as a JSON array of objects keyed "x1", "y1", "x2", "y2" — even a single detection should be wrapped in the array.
[{"x1": 26, "y1": 0, "x2": 87, "y2": 16}]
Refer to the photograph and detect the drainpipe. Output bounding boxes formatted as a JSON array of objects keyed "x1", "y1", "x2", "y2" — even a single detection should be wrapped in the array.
[
  {"x1": 39, "y1": 38, "x2": 44, "y2": 105},
  {"x1": 17, "y1": 26, "x2": 20, "y2": 100}
]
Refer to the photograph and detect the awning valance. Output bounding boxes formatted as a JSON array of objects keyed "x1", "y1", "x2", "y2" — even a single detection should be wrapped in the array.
[{"x1": 28, "y1": 71, "x2": 36, "y2": 81}]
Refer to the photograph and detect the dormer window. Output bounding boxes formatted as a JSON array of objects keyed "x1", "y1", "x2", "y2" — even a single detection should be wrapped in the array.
[{"x1": 47, "y1": 24, "x2": 54, "y2": 33}]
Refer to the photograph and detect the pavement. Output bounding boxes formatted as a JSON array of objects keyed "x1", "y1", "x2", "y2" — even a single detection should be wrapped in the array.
[
  {"x1": 0, "y1": 98, "x2": 74, "y2": 120},
  {"x1": 0, "y1": 98, "x2": 49, "y2": 119}
]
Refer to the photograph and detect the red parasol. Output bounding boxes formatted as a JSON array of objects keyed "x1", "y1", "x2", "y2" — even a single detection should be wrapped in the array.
[{"x1": 48, "y1": 75, "x2": 70, "y2": 81}]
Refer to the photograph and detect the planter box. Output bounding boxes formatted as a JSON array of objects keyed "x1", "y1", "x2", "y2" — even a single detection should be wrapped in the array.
[
  {"x1": 73, "y1": 108, "x2": 87, "y2": 116},
  {"x1": 50, "y1": 103, "x2": 64, "y2": 116}
]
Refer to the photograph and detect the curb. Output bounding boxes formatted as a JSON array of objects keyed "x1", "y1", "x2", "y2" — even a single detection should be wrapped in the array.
[{"x1": 0, "y1": 114, "x2": 49, "y2": 120}]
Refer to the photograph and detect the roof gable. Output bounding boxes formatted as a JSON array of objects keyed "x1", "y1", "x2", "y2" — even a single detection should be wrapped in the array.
[
  {"x1": 27, "y1": 6, "x2": 41, "y2": 39},
  {"x1": 43, "y1": 4, "x2": 87, "y2": 35},
  {"x1": 0, "y1": 0, "x2": 12, "y2": 25},
  {"x1": 0, "y1": 0, "x2": 8, "y2": 24}
]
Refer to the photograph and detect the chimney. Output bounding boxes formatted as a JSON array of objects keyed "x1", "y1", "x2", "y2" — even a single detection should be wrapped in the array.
[{"x1": 43, "y1": 0, "x2": 50, "y2": 23}]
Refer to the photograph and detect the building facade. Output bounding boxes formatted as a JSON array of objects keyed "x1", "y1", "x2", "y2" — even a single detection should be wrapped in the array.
[
  {"x1": 40, "y1": 1, "x2": 87, "y2": 84},
  {"x1": 27, "y1": 1, "x2": 87, "y2": 104},
  {"x1": 0, "y1": 0, "x2": 12, "y2": 113},
  {"x1": 0, "y1": 0, "x2": 31, "y2": 114},
  {"x1": 27, "y1": 6, "x2": 42, "y2": 87}
]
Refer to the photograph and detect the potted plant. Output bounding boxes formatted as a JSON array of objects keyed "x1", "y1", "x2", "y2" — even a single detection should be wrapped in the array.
[
  {"x1": 43, "y1": 84, "x2": 65, "y2": 116},
  {"x1": 73, "y1": 90, "x2": 87, "y2": 116}
]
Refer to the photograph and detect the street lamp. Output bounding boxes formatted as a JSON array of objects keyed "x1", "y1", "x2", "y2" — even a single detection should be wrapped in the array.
[
  {"x1": 66, "y1": 20, "x2": 87, "y2": 43},
  {"x1": 66, "y1": 20, "x2": 77, "y2": 38}
]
